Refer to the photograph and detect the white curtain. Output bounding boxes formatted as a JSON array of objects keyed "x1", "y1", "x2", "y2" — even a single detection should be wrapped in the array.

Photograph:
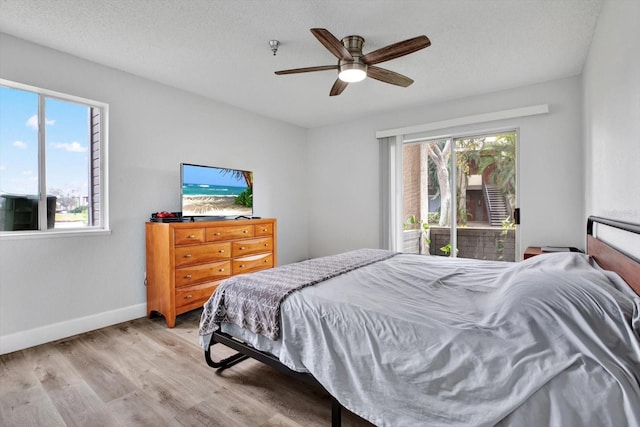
[{"x1": 378, "y1": 136, "x2": 403, "y2": 251}]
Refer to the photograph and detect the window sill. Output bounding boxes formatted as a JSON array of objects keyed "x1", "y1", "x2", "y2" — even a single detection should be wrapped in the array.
[{"x1": 0, "y1": 228, "x2": 111, "y2": 241}]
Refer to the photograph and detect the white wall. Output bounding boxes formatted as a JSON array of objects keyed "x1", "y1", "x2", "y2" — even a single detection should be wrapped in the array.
[
  {"x1": 0, "y1": 34, "x2": 309, "y2": 354},
  {"x1": 583, "y1": 0, "x2": 640, "y2": 224},
  {"x1": 307, "y1": 76, "x2": 585, "y2": 259}
]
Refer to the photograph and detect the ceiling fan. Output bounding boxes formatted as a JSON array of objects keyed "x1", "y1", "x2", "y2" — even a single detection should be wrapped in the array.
[{"x1": 275, "y1": 28, "x2": 431, "y2": 96}]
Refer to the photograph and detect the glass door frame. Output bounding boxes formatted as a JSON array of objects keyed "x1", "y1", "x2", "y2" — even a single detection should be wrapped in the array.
[{"x1": 399, "y1": 128, "x2": 519, "y2": 260}]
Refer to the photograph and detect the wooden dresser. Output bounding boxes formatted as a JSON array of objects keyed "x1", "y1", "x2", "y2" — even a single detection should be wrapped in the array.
[{"x1": 145, "y1": 218, "x2": 277, "y2": 327}]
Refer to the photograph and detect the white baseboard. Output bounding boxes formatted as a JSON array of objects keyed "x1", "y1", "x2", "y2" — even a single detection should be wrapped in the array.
[{"x1": 0, "y1": 303, "x2": 147, "y2": 355}]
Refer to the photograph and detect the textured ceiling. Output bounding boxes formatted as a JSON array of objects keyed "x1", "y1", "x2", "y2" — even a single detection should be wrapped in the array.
[{"x1": 0, "y1": 0, "x2": 602, "y2": 129}]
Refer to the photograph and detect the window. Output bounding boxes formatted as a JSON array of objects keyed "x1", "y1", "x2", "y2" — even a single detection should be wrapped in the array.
[
  {"x1": 380, "y1": 129, "x2": 519, "y2": 262},
  {"x1": 402, "y1": 131, "x2": 517, "y2": 261},
  {"x1": 0, "y1": 80, "x2": 108, "y2": 234}
]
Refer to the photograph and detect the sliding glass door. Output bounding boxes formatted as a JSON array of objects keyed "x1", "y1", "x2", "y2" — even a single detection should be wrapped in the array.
[{"x1": 401, "y1": 131, "x2": 517, "y2": 261}]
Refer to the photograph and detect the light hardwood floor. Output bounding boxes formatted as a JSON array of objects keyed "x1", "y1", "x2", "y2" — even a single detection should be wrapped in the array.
[{"x1": 0, "y1": 310, "x2": 375, "y2": 427}]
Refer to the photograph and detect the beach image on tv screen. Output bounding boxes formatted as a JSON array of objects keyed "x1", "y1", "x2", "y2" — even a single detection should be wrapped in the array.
[{"x1": 182, "y1": 165, "x2": 252, "y2": 217}]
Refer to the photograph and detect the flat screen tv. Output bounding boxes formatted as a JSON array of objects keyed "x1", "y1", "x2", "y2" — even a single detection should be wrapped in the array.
[{"x1": 180, "y1": 163, "x2": 253, "y2": 218}]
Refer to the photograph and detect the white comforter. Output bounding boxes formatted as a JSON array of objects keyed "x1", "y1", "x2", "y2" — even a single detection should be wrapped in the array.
[{"x1": 213, "y1": 253, "x2": 640, "y2": 426}]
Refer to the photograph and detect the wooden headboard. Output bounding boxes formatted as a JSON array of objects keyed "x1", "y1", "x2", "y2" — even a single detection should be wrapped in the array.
[{"x1": 587, "y1": 216, "x2": 640, "y2": 296}]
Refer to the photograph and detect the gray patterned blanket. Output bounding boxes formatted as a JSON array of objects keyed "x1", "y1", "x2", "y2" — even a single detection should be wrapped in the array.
[{"x1": 199, "y1": 248, "x2": 397, "y2": 340}]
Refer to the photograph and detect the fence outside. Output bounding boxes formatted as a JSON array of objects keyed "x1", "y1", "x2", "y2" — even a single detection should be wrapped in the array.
[{"x1": 403, "y1": 227, "x2": 515, "y2": 261}]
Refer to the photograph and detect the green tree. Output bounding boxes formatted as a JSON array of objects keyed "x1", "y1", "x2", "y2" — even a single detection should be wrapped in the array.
[
  {"x1": 418, "y1": 132, "x2": 515, "y2": 227},
  {"x1": 220, "y1": 168, "x2": 253, "y2": 208},
  {"x1": 455, "y1": 138, "x2": 484, "y2": 226},
  {"x1": 487, "y1": 133, "x2": 516, "y2": 211},
  {"x1": 424, "y1": 140, "x2": 452, "y2": 226}
]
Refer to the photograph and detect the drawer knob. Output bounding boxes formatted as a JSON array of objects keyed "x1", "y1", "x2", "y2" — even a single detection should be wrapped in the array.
[
  {"x1": 264, "y1": 259, "x2": 269, "y2": 263},
  {"x1": 264, "y1": 243, "x2": 269, "y2": 247},
  {"x1": 243, "y1": 230, "x2": 248, "y2": 234},
  {"x1": 239, "y1": 264, "x2": 245, "y2": 268},
  {"x1": 218, "y1": 268, "x2": 225, "y2": 272},
  {"x1": 218, "y1": 249, "x2": 225, "y2": 253},
  {"x1": 239, "y1": 246, "x2": 246, "y2": 250},
  {"x1": 185, "y1": 294, "x2": 193, "y2": 299},
  {"x1": 185, "y1": 254, "x2": 192, "y2": 258},
  {"x1": 184, "y1": 274, "x2": 192, "y2": 279},
  {"x1": 214, "y1": 232, "x2": 221, "y2": 236},
  {"x1": 188, "y1": 234, "x2": 196, "y2": 239},
  {"x1": 262, "y1": 228, "x2": 267, "y2": 232}
]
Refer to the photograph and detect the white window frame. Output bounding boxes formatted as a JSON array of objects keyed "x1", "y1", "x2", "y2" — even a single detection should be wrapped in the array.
[{"x1": 0, "y1": 79, "x2": 110, "y2": 239}]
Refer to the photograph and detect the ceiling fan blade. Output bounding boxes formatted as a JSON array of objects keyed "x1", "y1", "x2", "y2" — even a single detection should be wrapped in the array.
[
  {"x1": 368, "y1": 66, "x2": 414, "y2": 87},
  {"x1": 361, "y1": 35, "x2": 431, "y2": 65},
  {"x1": 275, "y1": 65, "x2": 338, "y2": 75},
  {"x1": 311, "y1": 28, "x2": 353, "y2": 61},
  {"x1": 330, "y1": 79, "x2": 348, "y2": 96}
]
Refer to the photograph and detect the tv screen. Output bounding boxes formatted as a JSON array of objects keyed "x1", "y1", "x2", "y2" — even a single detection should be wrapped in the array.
[{"x1": 181, "y1": 163, "x2": 253, "y2": 218}]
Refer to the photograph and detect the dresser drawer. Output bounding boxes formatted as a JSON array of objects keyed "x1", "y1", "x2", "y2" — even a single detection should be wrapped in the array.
[
  {"x1": 174, "y1": 242, "x2": 231, "y2": 267},
  {"x1": 175, "y1": 281, "x2": 219, "y2": 308},
  {"x1": 175, "y1": 260, "x2": 231, "y2": 287},
  {"x1": 232, "y1": 237, "x2": 273, "y2": 257},
  {"x1": 174, "y1": 228, "x2": 205, "y2": 245},
  {"x1": 206, "y1": 225, "x2": 254, "y2": 241},
  {"x1": 254, "y1": 223, "x2": 273, "y2": 236},
  {"x1": 232, "y1": 253, "x2": 273, "y2": 274}
]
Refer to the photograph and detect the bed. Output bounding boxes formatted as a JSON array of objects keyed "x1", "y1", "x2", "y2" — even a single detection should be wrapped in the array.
[{"x1": 199, "y1": 216, "x2": 640, "y2": 426}]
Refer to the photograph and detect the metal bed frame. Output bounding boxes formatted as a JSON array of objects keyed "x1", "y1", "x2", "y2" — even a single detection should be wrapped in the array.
[{"x1": 205, "y1": 331, "x2": 344, "y2": 426}]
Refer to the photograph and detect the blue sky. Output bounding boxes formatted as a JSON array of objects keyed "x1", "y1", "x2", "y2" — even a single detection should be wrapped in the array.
[
  {"x1": 0, "y1": 85, "x2": 89, "y2": 197},
  {"x1": 182, "y1": 164, "x2": 248, "y2": 187}
]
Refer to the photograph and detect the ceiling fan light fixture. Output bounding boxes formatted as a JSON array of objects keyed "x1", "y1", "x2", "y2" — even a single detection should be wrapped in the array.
[
  {"x1": 274, "y1": 29, "x2": 431, "y2": 96},
  {"x1": 338, "y1": 62, "x2": 367, "y2": 83}
]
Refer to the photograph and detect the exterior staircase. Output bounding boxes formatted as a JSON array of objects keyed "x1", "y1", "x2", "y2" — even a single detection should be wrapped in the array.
[{"x1": 483, "y1": 184, "x2": 510, "y2": 226}]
